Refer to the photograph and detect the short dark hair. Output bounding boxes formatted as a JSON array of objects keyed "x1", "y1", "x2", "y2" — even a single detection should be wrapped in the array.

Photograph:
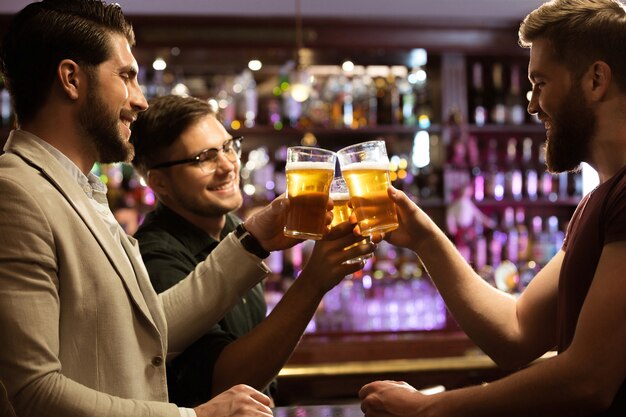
[
  {"x1": 130, "y1": 95, "x2": 218, "y2": 177},
  {"x1": 0, "y1": 0, "x2": 135, "y2": 125},
  {"x1": 519, "y1": 0, "x2": 626, "y2": 90}
]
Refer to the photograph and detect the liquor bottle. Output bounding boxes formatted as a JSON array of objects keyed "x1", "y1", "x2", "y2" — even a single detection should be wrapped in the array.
[
  {"x1": 506, "y1": 64, "x2": 527, "y2": 125},
  {"x1": 530, "y1": 216, "x2": 551, "y2": 266},
  {"x1": 342, "y1": 75, "x2": 355, "y2": 128},
  {"x1": 399, "y1": 77, "x2": 417, "y2": 126},
  {"x1": 483, "y1": 138, "x2": 499, "y2": 200},
  {"x1": 473, "y1": 222, "x2": 488, "y2": 272},
  {"x1": 470, "y1": 62, "x2": 487, "y2": 126},
  {"x1": 522, "y1": 137, "x2": 538, "y2": 201},
  {"x1": 505, "y1": 137, "x2": 523, "y2": 201},
  {"x1": 367, "y1": 78, "x2": 378, "y2": 127},
  {"x1": 515, "y1": 207, "x2": 530, "y2": 263},
  {"x1": 502, "y1": 207, "x2": 519, "y2": 265},
  {"x1": 491, "y1": 62, "x2": 507, "y2": 125},
  {"x1": 547, "y1": 216, "x2": 565, "y2": 258},
  {"x1": 375, "y1": 76, "x2": 392, "y2": 125}
]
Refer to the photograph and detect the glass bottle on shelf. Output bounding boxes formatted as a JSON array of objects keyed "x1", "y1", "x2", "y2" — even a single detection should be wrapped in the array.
[
  {"x1": 470, "y1": 61, "x2": 487, "y2": 126},
  {"x1": 505, "y1": 137, "x2": 523, "y2": 201},
  {"x1": 490, "y1": 62, "x2": 507, "y2": 125},
  {"x1": 522, "y1": 137, "x2": 539, "y2": 201},
  {"x1": 506, "y1": 63, "x2": 527, "y2": 125}
]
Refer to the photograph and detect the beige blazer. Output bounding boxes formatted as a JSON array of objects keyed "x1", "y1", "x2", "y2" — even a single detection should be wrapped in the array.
[{"x1": 0, "y1": 130, "x2": 270, "y2": 417}]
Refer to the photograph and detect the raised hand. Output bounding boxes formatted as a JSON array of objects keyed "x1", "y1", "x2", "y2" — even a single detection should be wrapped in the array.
[
  {"x1": 299, "y1": 221, "x2": 376, "y2": 294},
  {"x1": 243, "y1": 194, "x2": 332, "y2": 252}
]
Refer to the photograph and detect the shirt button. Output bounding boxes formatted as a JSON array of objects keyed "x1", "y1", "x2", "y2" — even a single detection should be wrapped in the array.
[{"x1": 151, "y1": 356, "x2": 163, "y2": 367}]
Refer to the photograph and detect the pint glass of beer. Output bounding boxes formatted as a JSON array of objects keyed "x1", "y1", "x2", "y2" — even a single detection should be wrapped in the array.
[
  {"x1": 284, "y1": 146, "x2": 336, "y2": 240},
  {"x1": 337, "y1": 140, "x2": 399, "y2": 236},
  {"x1": 330, "y1": 176, "x2": 373, "y2": 264}
]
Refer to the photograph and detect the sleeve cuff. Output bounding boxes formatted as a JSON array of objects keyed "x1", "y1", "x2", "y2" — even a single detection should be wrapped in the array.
[{"x1": 179, "y1": 407, "x2": 197, "y2": 417}]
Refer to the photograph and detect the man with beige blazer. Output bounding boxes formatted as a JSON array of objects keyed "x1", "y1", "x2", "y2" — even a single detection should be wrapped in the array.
[{"x1": 0, "y1": 1, "x2": 302, "y2": 416}]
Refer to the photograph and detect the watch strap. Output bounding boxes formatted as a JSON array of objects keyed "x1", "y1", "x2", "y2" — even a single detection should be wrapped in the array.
[{"x1": 234, "y1": 223, "x2": 270, "y2": 259}]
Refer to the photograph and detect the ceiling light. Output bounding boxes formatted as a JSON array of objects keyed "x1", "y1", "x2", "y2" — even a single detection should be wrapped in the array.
[{"x1": 248, "y1": 60, "x2": 263, "y2": 71}]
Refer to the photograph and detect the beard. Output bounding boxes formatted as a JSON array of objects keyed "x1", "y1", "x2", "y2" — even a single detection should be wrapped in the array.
[
  {"x1": 79, "y1": 80, "x2": 133, "y2": 164},
  {"x1": 543, "y1": 81, "x2": 595, "y2": 174}
]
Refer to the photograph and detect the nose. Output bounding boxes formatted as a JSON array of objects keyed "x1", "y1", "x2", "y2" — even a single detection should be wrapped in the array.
[
  {"x1": 527, "y1": 90, "x2": 539, "y2": 116},
  {"x1": 213, "y1": 151, "x2": 238, "y2": 174},
  {"x1": 130, "y1": 79, "x2": 148, "y2": 113}
]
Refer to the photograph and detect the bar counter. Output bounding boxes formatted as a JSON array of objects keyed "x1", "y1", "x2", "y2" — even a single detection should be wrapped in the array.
[
  {"x1": 274, "y1": 404, "x2": 363, "y2": 417},
  {"x1": 274, "y1": 331, "x2": 555, "y2": 405}
]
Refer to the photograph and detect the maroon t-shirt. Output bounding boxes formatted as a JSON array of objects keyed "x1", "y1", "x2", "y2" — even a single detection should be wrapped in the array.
[{"x1": 560, "y1": 165, "x2": 626, "y2": 415}]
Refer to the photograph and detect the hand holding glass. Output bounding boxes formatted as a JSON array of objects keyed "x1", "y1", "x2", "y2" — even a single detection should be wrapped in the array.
[
  {"x1": 330, "y1": 176, "x2": 373, "y2": 264},
  {"x1": 337, "y1": 140, "x2": 399, "y2": 236},
  {"x1": 284, "y1": 146, "x2": 336, "y2": 240}
]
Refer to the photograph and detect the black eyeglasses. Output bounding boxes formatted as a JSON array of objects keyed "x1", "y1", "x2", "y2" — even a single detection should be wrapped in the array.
[{"x1": 149, "y1": 136, "x2": 243, "y2": 175}]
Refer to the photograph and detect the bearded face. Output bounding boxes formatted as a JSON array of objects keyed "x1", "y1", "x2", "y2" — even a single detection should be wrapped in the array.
[
  {"x1": 79, "y1": 70, "x2": 134, "y2": 164},
  {"x1": 543, "y1": 80, "x2": 595, "y2": 174}
]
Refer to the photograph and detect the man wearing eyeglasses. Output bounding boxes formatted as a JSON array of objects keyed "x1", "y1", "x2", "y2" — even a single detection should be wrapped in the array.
[{"x1": 130, "y1": 94, "x2": 373, "y2": 407}]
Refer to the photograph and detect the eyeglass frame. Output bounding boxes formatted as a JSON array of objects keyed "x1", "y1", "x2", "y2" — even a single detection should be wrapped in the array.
[{"x1": 148, "y1": 136, "x2": 244, "y2": 174}]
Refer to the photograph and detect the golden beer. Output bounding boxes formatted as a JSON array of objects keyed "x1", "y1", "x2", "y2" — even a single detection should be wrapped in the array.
[
  {"x1": 330, "y1": 193, "x2": 351, "y2": 227},
  {"x1": 331, "y1": 192, "x2": 372, "y2": 264},
  {"x1": 342, "y1": 161, "x2": 398, "y2": 236},
  {"x1": 284, "y1": 162, "x2": 335, "y2": 240}
]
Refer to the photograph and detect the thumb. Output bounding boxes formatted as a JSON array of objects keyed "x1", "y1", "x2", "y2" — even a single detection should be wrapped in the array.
[
  {"x1": 271, "y1": 194, "x2": 289, "y2": 216},
  {"x1": 387, "y1": 185, "x2": 404, "y2": 204}
]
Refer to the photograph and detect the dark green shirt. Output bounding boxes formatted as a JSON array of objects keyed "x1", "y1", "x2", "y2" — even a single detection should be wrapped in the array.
[{"x1": 134, "y1": 203, "x2": 269, "y2": 406}]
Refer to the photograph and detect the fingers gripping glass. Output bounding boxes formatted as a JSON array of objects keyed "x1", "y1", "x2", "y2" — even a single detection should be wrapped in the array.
[{"x1": 149, "y1": 136, "x2": 243, "y2": 175}]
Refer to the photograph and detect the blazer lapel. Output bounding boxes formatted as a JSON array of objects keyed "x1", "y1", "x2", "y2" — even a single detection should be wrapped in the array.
[{"x1": 4, "y1": 131, "x2": 159, "y2": 331}]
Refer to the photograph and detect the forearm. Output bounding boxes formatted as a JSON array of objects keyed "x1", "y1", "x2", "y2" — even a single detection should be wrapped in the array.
[
  {"x1": 411, "y1": 219, "x2": 523, "y2": 364},
  {"x1": 162, "y1": 233, "x2": 270, "y2": 356},
  {"x1": 426, "y1": 351, "x2": 608, "y2": 417},
  {"x1": 211, "y1": 273, "x2": 323, "y2": 395},
  {"x1": 12, "y1": 374, "x2": 178, "y2": 417}
]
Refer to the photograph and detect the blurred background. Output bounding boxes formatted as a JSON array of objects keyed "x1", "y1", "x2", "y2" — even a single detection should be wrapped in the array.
[{"x1": 0, "y1": 0, "x2": 587, "y2": 405}]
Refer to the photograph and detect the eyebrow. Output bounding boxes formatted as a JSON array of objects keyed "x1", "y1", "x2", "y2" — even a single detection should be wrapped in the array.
[{"x1": 120, "y1": 64, "x2": 138, "y2": 77}]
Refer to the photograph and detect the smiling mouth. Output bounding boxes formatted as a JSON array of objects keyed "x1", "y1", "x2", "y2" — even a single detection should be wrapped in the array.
[
  {"x1": 208, "y1": 181, "x2": 235, "y2": 191},
  {"x1": 120, "y1": 112, "x2": 136, "y2": 129}
]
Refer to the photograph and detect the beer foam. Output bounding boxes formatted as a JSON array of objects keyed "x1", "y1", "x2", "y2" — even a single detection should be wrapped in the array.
[
  {"x1": 341, "y1": 161, "x2": 390, "y2": 171},
  {"x1": 330, "y1": 192, "x2": 350, "y2": 201},
  {"x1": 285, "y1": 161, "x2": 335, "y2": 171}
]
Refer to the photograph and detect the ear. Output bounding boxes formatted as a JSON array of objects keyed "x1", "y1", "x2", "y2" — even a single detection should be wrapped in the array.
[
  {"x1": 146, "y1": 169, "x2": 170, "y2": 198},
  {"x1": 587, "y1": 60, "x2": 612, "y2": 101},
  {"x1": 57, "y1": 59, "x2": 82, "y2": 100}
]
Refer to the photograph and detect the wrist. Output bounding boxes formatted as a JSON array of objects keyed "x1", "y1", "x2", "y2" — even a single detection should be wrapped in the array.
[{"x1": 234, "y1": 223, "x2": 270, "y2": 259}]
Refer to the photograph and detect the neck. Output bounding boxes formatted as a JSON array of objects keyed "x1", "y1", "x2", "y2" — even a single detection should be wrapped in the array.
[
  {"x1": 588, "y1": 116, "x2": 626, "y2": 183},
  {"x1": 22, "y1": 108, "x2": 97, "y2": 175}
]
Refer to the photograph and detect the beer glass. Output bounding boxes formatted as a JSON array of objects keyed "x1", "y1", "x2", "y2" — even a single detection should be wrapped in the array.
[
  {"x1": 337, "y1": 140, "x2": 399, "y2": 236},
  {"x1": 284, "y1": 146, "x2": 336, "y2": 240},
  {"x1": 330, "y1": 176, "x2": 373, "y2": 264}
]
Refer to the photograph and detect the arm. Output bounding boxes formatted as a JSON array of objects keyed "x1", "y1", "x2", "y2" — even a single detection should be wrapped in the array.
[
  {"x1": 160, "y1": 233, "x2": 271, "y2": 358},
  {"x1": 383, "y1": 187, "x2": 558, "y2": 367},
  {"x1": 211, "y1": 222, "x2": 375, "y2": 395},
  {"x1": 161, "y1": 194, "x2": 304, "y2": 355},
  {"x1": 360, "y1": 241, "x2": 626, "y2": 417}
]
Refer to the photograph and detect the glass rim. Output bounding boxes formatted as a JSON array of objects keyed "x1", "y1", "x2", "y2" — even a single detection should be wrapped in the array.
[
  {"x1": 336, "y1": 140, "x2": 387, "y2": 155},
  {"x1": 286, "y1": 146, "x2": 337, "y2": 157}
]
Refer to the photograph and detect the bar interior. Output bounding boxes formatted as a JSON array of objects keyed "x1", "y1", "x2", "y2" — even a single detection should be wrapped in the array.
[{"x1": 0, "y1": 0, "x2": 599, "y2": 411}]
